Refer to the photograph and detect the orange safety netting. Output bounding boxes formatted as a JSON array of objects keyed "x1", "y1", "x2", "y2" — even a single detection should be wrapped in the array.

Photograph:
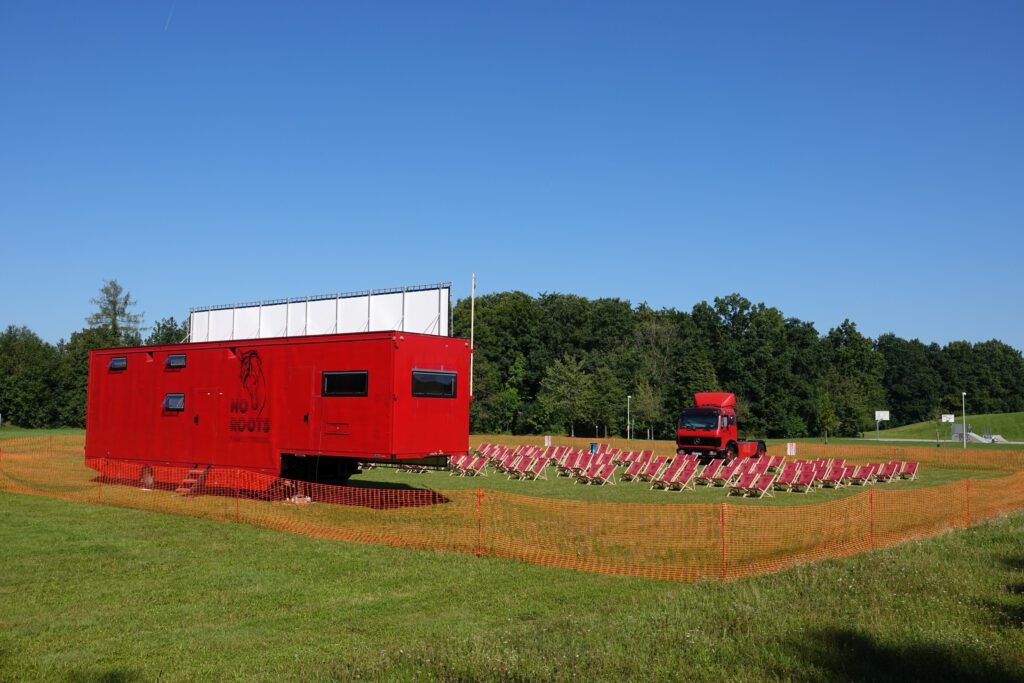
[{"x1": 2, "y1": 435, "x2": 1023, "y2": 581}]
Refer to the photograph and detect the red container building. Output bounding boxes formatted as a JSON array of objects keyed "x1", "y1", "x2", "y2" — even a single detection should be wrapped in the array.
[{"x1": 85, "y1": 331, "x2": 471, "y2": 486}]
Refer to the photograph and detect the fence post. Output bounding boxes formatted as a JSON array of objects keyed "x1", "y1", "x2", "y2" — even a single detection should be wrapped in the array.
[
  {"x1": 476, "y1": 489, "x2": 483, "y2": 558},
  {"x1": 719, "y1": 503, "x2": 727, "y2": 580},
  {"x1": 235, "y1": 485, "x2": 241, "y2": 524},
  {"x1": 868, "y1": 489, "x2": 875, "y2": 549},
  {"x1": 964, "y1": 478, "x2": 971, "y2": 528}
]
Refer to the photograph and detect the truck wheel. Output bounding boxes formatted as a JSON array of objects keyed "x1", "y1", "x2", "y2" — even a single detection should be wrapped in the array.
[
  {"x1": 755, "y1": 443, "x2": 767, "y2": 458},
  {"x1": 723, "y1": 444, "x2": 738, "y2": 463}
]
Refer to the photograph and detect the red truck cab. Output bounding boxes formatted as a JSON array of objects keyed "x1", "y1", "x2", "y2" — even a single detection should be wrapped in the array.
[{"x1": 676, "y1": 392, "x2": 766, "y2": 462}]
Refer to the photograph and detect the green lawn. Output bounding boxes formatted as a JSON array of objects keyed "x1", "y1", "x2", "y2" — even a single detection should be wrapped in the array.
[
  {"x1": 0, "y1": 492, "x2": 1021, "y2": 682},
  {"x1": 357, "y1": 462, "x2": 992, "y2": 506},
  {"x1": 875, "y1": 412, "x2": 1024, "y2": 442},
  {"x1": 0, "y1": 426, "x2": 84, "y2": 440}
]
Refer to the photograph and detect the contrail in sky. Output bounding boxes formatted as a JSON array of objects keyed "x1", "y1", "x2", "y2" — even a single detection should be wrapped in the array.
[{"x1": 164, "y1": 1, "x2": 176, "y2": 32}]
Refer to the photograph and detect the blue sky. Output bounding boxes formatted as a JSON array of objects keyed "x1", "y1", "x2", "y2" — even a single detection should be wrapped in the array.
[{"x1": 1, "y1": 1, "x2": 1022, "y2": 349}]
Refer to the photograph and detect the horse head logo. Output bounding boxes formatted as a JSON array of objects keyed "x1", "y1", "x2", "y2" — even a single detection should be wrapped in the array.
[{"x1": 239, "y1": 350, "x2": 267, "y2": 415}]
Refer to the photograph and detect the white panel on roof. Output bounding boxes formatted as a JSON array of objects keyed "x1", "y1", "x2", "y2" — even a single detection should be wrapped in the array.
[
  {"x1": 307, "y1": 299, "x2": 337, "y2": 335},
  {"x1": 405, "y1": 288, "x2": 446, "y2": 335},
  {"x1": 286, "y1": 302, "x2": 307, "y2": 336},
  {"x1": 190, "y1": 311, "x2": 210, "y2": 342},
  {"x1": 260, "y1": 303, "x2": 287, "y2": 338},
  {"x1": 188, "y1": 283, "x2": 451, "y2": 342},
  {"x1": 369, "y1": 292, "x2": 403, "y2": 331},
  {"x1": 208, "y1": 309, "x2": 235, "y2": 341},
  {"x1": 234, "y1": 307, "x2": 260, "y2": 340},
  {"x1": 337, "y1": 296, "x2": 368, "y2": 333}
]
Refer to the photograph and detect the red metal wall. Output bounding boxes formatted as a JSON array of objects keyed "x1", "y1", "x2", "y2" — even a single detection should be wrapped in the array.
[{"x1": 85, "y1": 331, "x2": 471, "y2": 474}]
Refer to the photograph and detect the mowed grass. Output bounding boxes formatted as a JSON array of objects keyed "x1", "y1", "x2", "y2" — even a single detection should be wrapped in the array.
[
  {"x1": 1, "y1": 492, "x2": 1022, "y2": 682},
  {"x1": 876, "y1": 412, "x2": 1024, "y2": 442},
  {"x1": 355, "y1": 462, "x2": 994, "y2": 506},
  {"x1": 0, "y1": 426, "x2": 84, "y2": 440}
]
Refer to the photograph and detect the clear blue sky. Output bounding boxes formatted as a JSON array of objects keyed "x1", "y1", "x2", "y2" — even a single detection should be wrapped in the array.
[{"x1": 2, "y1": 1, "x2": 1022, "y2": 349}]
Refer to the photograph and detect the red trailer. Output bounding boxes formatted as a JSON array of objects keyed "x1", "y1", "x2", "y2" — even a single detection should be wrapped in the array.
[{"x1": 85, "y1": 331, "x2": 471, "y2": 489}]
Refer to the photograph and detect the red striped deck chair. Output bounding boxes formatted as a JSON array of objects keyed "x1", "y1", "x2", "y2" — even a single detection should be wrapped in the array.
[
  {"x1": 900, "y1": 462, "x2": 918, "y2": 480},
  {"x1": 727, "y1": 470, "x2": 758, "y2": 496},
  {"x1": 773, "y1": 462, "x2": 800, "y2": 491},
  {"x1": 522, "y1": 456, "x2": 550, "y2": 480},
  {"x1": 508, "y1": 456, "x2": 535, "y2": 480},
  {"x1": 790, "y1": 468, "x2": 815, "y2": 493},
  {"x1": 447, "y1": 454, "x2": 472, "y2": 476},
  {"x1": 712, "y1": 460, "x2": 744, "y2": 487},
  {"x1": 557, "y1": 451, "x2": 582, "y2": 477},
  {"x1": 460, "y1": 455, "x2": 489, "y2": 477},
  {"x1": 637, "y1": 456, "x2": 668, "y2": 482},
  {"x1": 619, "y1": 459, "x2": 646, "y2": 482},
  {"x1": 669, "y1": 461, "x2": 700, "y2": 491},
  {"x1": 588, "y1": 462, "x2": 617, "y2": 485},
  {"x1": 765, "y1": 455, "x2": 784, "y2": 472},
  {"x1": 848, "y1": 463, "x2": 876, "y2": 486},
  {"x1": 650, "y1": 458, "x2": 687, "y2": 490},
  {"x1": 696, "y1": 458, "x2": 725, "y2": 486},
  {"x1": 571, "y1": 452, "x2": 594, "y2": 477},
  {"x1": 820, "y1": 463, "x2": 845, "y2": 488},
  {"x1": 875, "y1": 462, "x2": 900, "y2": 483},
  {"x1": 575, "y1": 460, "x2": 603, "y2": 485},
  {"x1": 747, "y1": 473, "x2": 776, "y2": 498}
]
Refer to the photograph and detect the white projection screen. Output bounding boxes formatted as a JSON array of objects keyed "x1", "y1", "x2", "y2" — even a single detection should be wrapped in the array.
[{"x1": 188, "y1": 283, "x2": 451, "y2": 342}]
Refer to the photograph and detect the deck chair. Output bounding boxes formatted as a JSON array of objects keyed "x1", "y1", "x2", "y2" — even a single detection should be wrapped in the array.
[
  {"x1": 650, "y1": 459, "x2": 687, "y2": 490},
  {"x1": 588, "y1": 462, "x2": 617, "y2": 485},
  {"x1": 773, "y1": 462, "x2": 800, "y2": 491},
  {"x1": 696, "y1": 459, "x2": 725, "y2": 486},
  {"x1": 765, "y1": 455, "x2": 784, "y2": 472},
  {"x1": 728, "y1": 471, "x2": 758, "y2": 496},
  {"x1": 848, "y1": 464, "x2": 876, "y2": 486},
  {"x1": 637, "y1": 456, "x2": 668, "y2": 482},
  {"x1": 900, "y1": 462, "x2": 918, "y2": 480},
  {"x1": 820, "y1": 464, "x2": 845, "y2": 488},
  {"x1": 460, "y1": 455, "x2": 489, "y2": 477},
  {"x1": 575, "y1": 460, "x2": 603, "y2": 485},
  {"x1": 747, "y1": 473, "x2": 776, "y2": 498},
  {"x1": 669, "y1": 461, "x2": 700, "y2": 491},
  {"x1": 572, "y1": 453, "x2": 594, "y2": 477},
  {"x1": 711, "y1": 461, "x2": 743, "y2": 487},
  {"x1": 875, "y1": 462, "x2": 900, "y2": 483},
  {"x1": 508, "y1": 456, "x2": 535, "y2": 480},
  {"x1": 619, "y1": 459, "x2": 647, "y2": 482},
  {"x1": 522, "y1": 456, "x2": 549, "y2": 480},
  {"x1": 557, "y1": 452, "x2": 581, "y2": 477},
  {"x1": 790, "y1": 468, "x2": 815, "y2": 493}
]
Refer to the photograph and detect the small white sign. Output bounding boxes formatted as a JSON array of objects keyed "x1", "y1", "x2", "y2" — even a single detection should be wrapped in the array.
[
  {"x1": 875, "y1": 411, "x2": 890, "y2": 421},
  {"x1": 544, "y1": 435, "x2": 552, "y2": 447},
  {"x1": 786, "y1": 442, "x2": 797, "y2": 456},
  {"x1": 941, "y1": 414, "x2": 955, "y2": 423}
]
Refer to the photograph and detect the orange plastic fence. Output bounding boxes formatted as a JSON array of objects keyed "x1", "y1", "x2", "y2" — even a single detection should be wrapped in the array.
[{"x1": 2, "y1": 435, "x2": 1023, "y2": 582}]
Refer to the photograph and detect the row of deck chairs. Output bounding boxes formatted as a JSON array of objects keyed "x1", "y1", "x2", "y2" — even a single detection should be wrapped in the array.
[{"x1": 771, "y1": 459, "x2": 918, "y2": 493}]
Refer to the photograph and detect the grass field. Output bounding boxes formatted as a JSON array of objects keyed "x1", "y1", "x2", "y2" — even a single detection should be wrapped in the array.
[
  {"x1": 875, "y1": 412, "x2": 1024, "y2": 442},
  {"x1": 357, "y1": 463, "x2": 992, "y2": 506},
  {"x1": 1, "y1": 491, "x2": 1022, "y2": 682},
  {"x1": 0, "y1": 426, "x2": 84, "y2": 440}
]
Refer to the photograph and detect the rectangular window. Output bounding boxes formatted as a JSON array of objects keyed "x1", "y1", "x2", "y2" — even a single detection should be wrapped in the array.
[
  {"x1": 166, "y1": 354, "x2": 186, "y2": 368},
  {"x1": 109, "y1": 357, "x2": 127, "y2": 371},
  {"x1": 322, "y1": 371, "x2": 368, "y2": 397},
  {"x1": 163, "y1": 393, "x2": 185, "y2": 411},
  {"x1": 412, "y1": 370, "x2": 457, "y2": 398}
]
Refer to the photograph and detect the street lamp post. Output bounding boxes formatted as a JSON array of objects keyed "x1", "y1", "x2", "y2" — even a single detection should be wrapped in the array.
[
  {"x1": 627, "y1": 395, "x2": 632, "y2": 441},
  {"x1": 962, "y1": 392, "x2": 967, "y2": 450}
]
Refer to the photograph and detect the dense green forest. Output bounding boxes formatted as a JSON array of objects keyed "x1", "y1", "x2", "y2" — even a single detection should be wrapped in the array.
[
  {"x1": 2, "y1": 284, "x2": 1022, "y2": 438},
  {"x1": 452, "y1": 292, "x2": 1024, "y2": 438}
]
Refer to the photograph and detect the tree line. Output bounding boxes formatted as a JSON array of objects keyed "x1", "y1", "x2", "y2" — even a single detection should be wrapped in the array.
[
  {"x1": 0, "y1": 280, "x2": 186, "y2": 428},
  {"x1": 2, "y1": 283, "x2": 1022, "y2": 437},
  {"x1": 452, "y1": 292, "x2": 1024, "y2": 438}
]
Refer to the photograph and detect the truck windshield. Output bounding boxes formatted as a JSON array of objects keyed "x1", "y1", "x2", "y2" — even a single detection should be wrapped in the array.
[{"x1": 678, "y1": 410, "x2": 719, "y2": 430}]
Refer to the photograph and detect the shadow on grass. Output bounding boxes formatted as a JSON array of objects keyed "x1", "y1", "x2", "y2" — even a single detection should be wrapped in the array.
[
  {"x1": 92, "y1": 474, "x2": 451, "y2": 510},
  {"x1": 67, "y1": 670, "x2": 140, "y2": 683},
  {"x1": 786, "y1": 628, "x2": 1023, "y2": 682}
]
